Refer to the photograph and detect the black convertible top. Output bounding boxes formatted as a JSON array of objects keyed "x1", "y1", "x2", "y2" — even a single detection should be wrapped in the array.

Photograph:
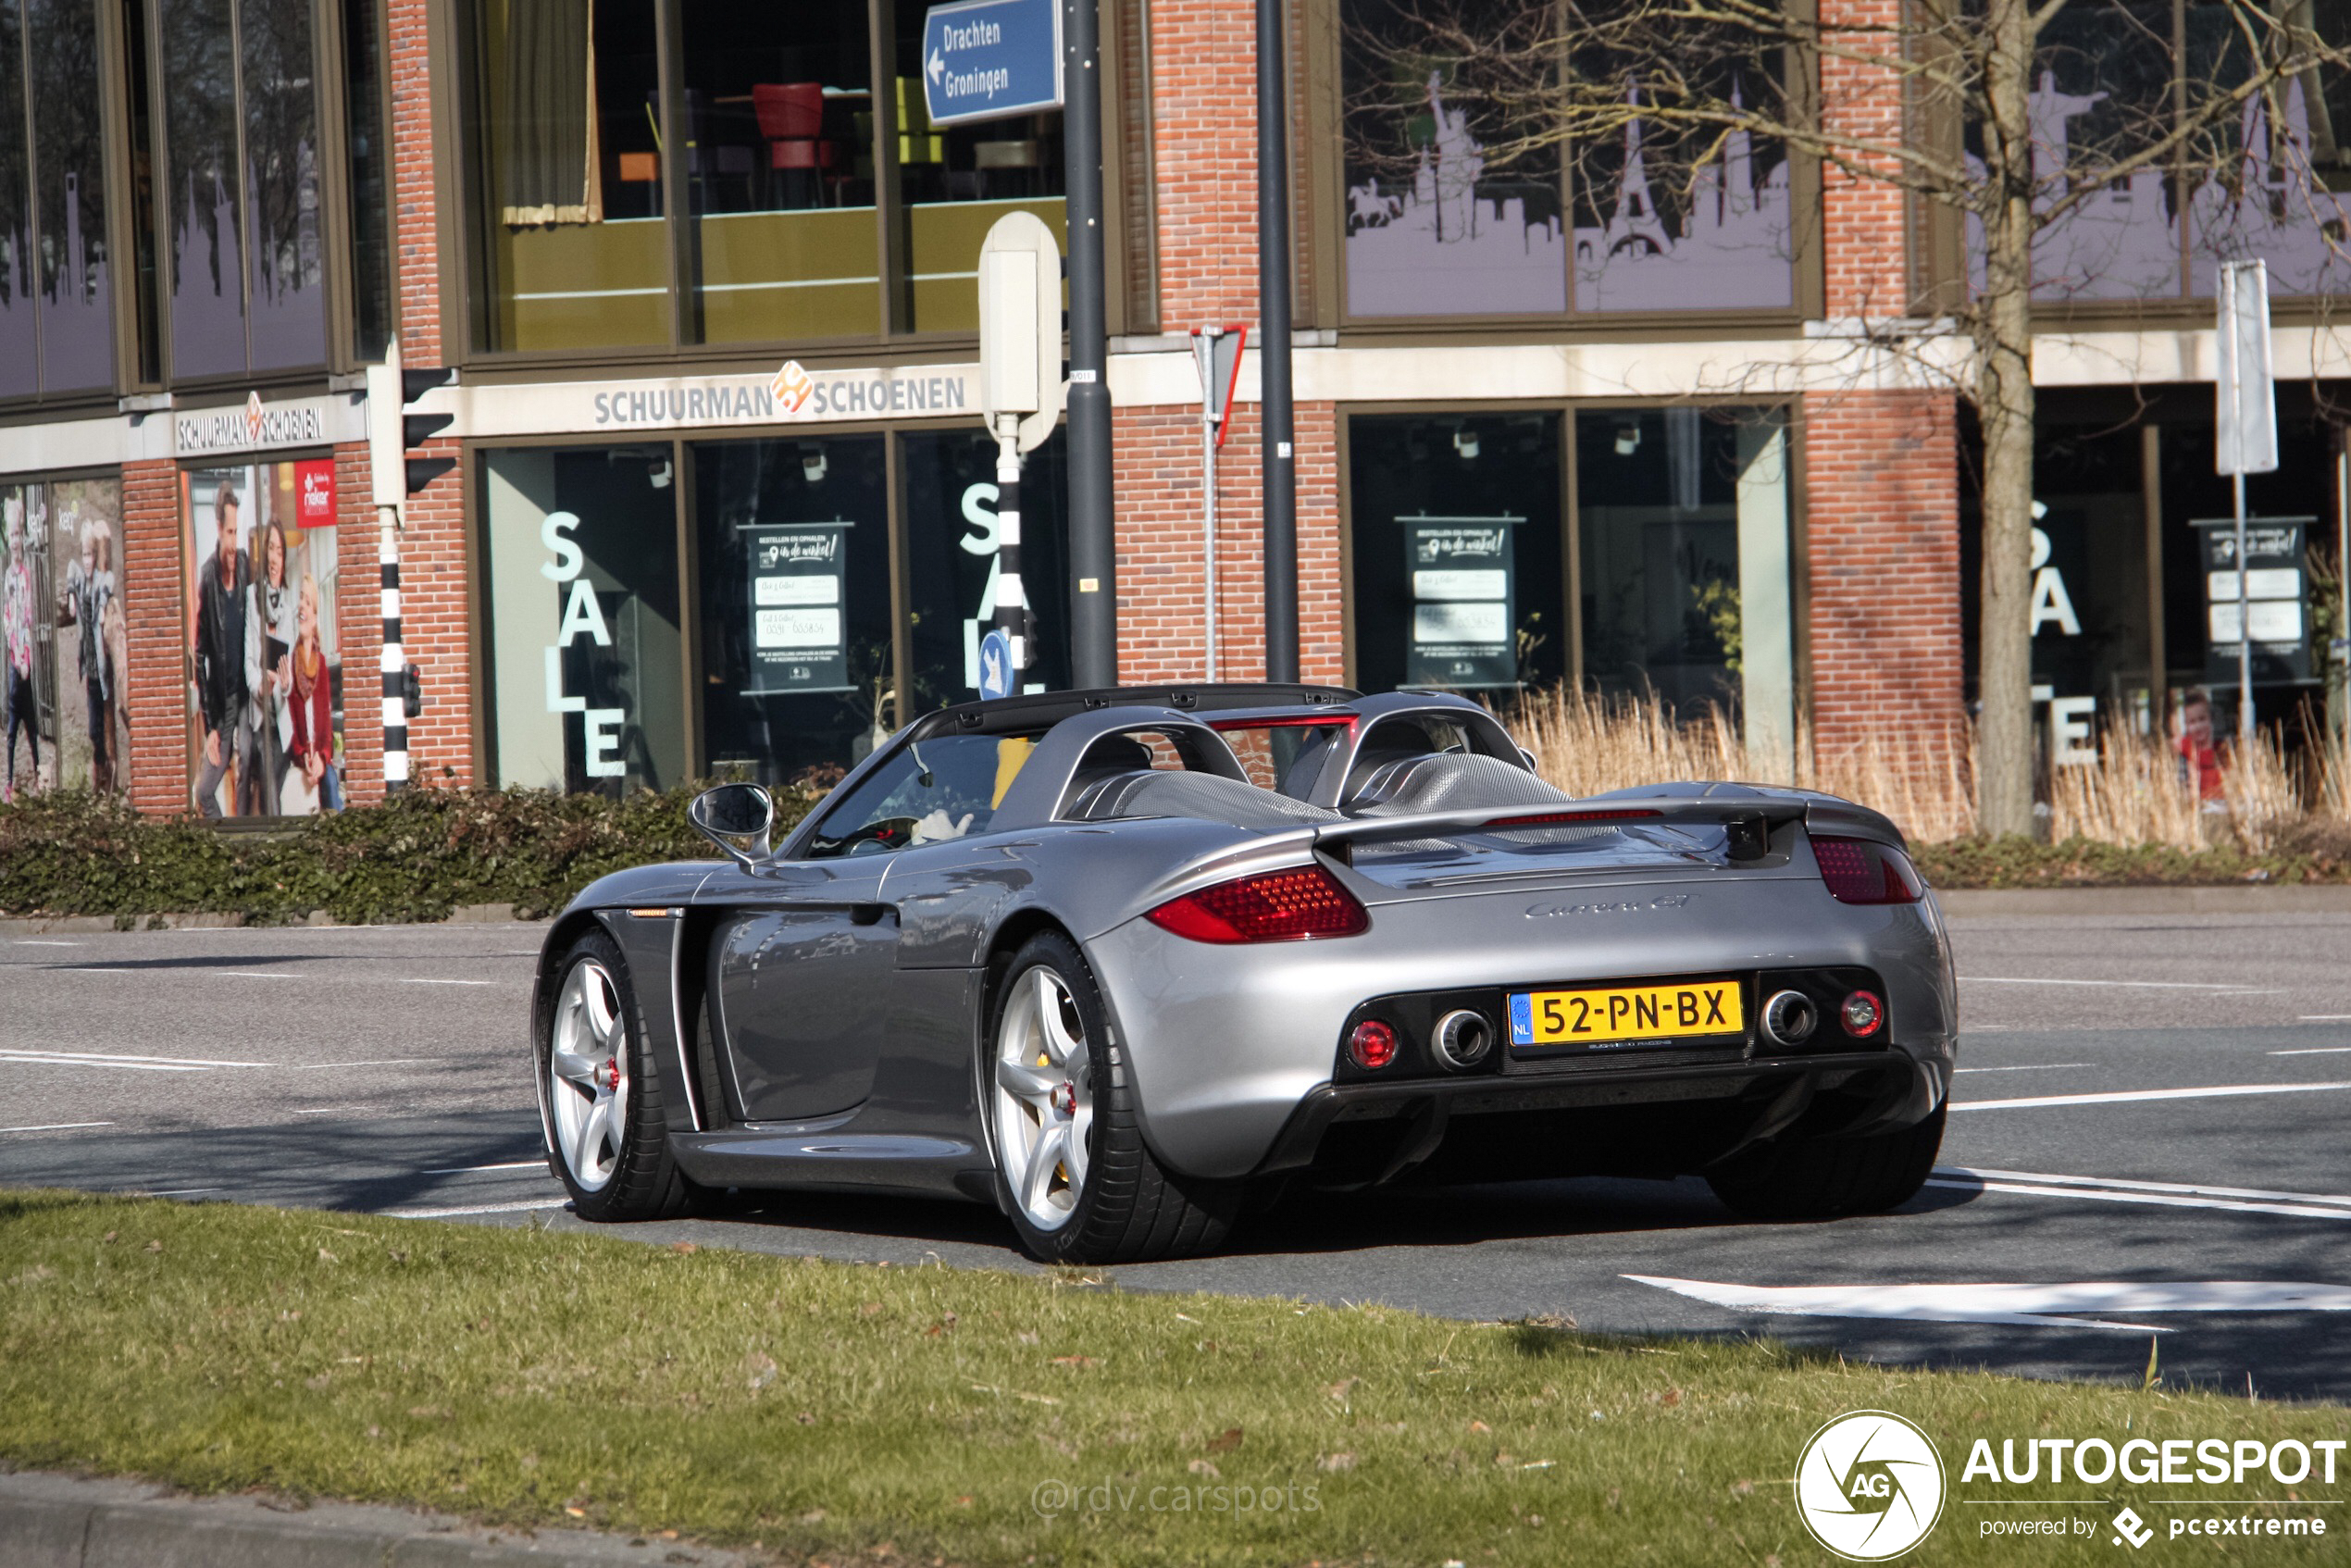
[{"x1": 910, "y1": 683, "x2": 1360, "y2": 740}]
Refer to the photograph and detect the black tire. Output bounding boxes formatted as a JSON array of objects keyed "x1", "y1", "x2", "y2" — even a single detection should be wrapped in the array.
[
  {"x1": 1705, "y1": 1103, "x2": 1947, "y2": 1221},
  {"x1": 986, "y1": 932, "x2": 1238, "y2": 1263},
  {"x1": 539, "y1": 927, "x2": 700, "y2": 1222}
]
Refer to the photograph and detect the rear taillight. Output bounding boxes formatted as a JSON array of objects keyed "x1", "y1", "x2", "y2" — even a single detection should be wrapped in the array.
[
  {"x1": 1145, "y1": 865, "x2": 1370, "y2": 943},
  {"x1": 1810, "y1": 836, "x2": 1923, "y2": 905}
]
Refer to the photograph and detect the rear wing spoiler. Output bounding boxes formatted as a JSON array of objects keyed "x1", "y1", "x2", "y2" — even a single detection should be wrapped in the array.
[{"x1": 1309, "y1": 794, "x2": 1891, "y2": 865}]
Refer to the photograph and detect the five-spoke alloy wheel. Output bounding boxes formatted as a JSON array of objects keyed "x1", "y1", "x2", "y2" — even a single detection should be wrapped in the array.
[
  {"x1": 547, "y1": 954, "x2": 630, "y2": 1193},
  {"x1": 991, "y1": 963, "x2": 1096, "y2": 1232},
  {"x1": 986, "y1": 932, "x2": 1238, "y2": 1263},
  {"x1": 538, "y1": 927, "x2": 698, "y2": 1221}
]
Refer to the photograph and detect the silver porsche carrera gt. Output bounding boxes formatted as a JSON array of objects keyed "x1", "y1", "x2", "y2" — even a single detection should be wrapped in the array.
[{"x1": 531, "y1": 683, "x2": 1958, "y2": 1263}]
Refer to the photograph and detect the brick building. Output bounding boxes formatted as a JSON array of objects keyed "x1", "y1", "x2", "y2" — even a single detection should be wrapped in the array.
[{"x1": 0, "y1": 0, "x2": 2344, "y2": 814}]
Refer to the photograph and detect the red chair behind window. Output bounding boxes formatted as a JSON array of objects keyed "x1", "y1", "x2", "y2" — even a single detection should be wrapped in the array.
[{"x1": 753, "y1": 83, "x2": 839, "y2": 205}]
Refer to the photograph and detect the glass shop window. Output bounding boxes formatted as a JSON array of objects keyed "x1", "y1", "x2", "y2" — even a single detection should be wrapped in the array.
[
  {"x1": 483, "y1": 445, "x2": 687, "y2": 793},
  {"x1": 0, "y1": 0, "x2": 117, "y2": 396},
  {"x1": 1347, "y1": 411, "x2": 1565, "y2": 695},
  {"x1": 159, "y1": 0, "x2": 328, "y2": 378},
  {"x1": 899, "y1": 428, "x2": 1069, "y2": 707},
  {"x1": 889, "y1": 0, "x2": 1065, "y2": 332},
  {"x1": 466, "y1": 0, "x2": 670, "y2": 351},
  {"x1": 1574, "y1": 407, "x2": 1794, "y2": 765},
  {"x1": 676, "y1": 0, "x2": 879, "y2": 344},
  {"x1": 692, "y1": 434, "x2": 891, "y2": 790}
]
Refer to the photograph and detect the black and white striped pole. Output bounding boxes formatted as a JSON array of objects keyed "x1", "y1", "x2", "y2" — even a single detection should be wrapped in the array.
[
  {"x1": 993, "y1": 427, "x2": 1026, "y2": 672},
  {"x1": 976, "y1": 212, "x2": 1065, "y2": 694},
  {"x1": 365, "y1": 344, "x2": 454, "y2": 793}
]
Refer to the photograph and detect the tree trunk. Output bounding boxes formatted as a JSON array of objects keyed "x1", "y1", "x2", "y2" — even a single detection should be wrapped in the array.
[{"x1": 1974, "y1": 0, "x2": 2039, "y2": 839}]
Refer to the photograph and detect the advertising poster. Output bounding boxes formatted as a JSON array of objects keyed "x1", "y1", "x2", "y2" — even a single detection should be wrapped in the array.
[
  {"x1": 182, "y1": 463, "x2": 342, "y2": 816},
  {"x1": 1402, "y1": 514, "x2": 1519, "y2": 689},
  {"x1": 741, "y1": 521, "x2": 852, "y2": 695},
  {"x1": 2, "y1": 479, "x2": 130, "y2": 800},
  {"x1": 2196, "y1": 516, "x2": 2313, "y2": 686}
]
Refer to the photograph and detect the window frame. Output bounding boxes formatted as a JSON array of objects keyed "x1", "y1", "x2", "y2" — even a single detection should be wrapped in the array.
[
  {"x1": 440, "y1": 0, "x2": 1147, "y2": 370},
  {"x1": 468, "y1": 414, "x2": 1078, "y2": 791},
  {"x1": 1306, "y1": 0, "x2": 1823, "y2": 336},
  {"x1": 1334, "y1": 395, "x2": 1810, "y2": 725},
  {"x1": 135, "y1": 0, "x2": 359, "y2": 392}
]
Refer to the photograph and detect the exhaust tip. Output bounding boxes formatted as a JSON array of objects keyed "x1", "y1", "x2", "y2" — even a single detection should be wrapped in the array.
[
  {"x1": 1760, "y1": 989, "x2": 1818, "y2": 1049},
  {"x1": 1433, "y1": 1009, "x2": 1494, "y2": 1069}
]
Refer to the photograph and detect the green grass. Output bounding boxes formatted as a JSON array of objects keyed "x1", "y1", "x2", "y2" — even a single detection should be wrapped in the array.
[{"x1": 1, "y1": 1190, "x2": 2344, "y2": 1566}]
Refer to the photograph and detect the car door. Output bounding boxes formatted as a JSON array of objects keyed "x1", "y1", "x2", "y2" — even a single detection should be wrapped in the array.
[
  {"x1": 707, "y1": 859, "x2": 896, "y2": 1123},
  {"x1": 705, "y1": 728, "x2": 1033, "y2": 1123}
]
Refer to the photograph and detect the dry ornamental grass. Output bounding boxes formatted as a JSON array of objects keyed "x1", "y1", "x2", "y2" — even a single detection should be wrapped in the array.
[{"x1": 1507, "y1": 686, "x2": 2329, "y2": 852}]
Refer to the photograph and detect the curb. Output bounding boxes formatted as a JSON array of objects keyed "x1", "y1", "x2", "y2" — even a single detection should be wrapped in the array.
[
  {"x1": 0, "y1": 904, "x2": 530, "y2": 936},
  {"x1": 1939, "y1": 885, "x2": 2351, "y2": 915},
  {"x1": 0, "y1": 1469, "x2": 750, "y2": 1568}
]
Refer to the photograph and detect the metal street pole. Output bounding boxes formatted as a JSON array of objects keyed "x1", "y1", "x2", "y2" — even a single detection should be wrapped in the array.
[
  {"x1": 2215, "y1": 259, "x2": 2276, "y2": 763},
  {"x1": 1199, "y1": 349, "x2": 1221, "y2": 683},
  {"x1": 1256, "y1": 0, "x2": 1297, "y2": 682},
  {"x1": 2233, "y1": 471, "x2": 2252, "y2": 757},
  {"x1": 1063, "y1": 0, "x2": 1115, "y2": 688}
]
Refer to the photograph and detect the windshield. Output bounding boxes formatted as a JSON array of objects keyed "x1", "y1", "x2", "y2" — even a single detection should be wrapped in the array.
[{"x1": 803, "y1": 733, "x2": 1039, "y2": 858}]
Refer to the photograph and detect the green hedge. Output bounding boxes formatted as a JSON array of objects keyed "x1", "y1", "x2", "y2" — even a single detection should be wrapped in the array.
[
  {"x1": 0, "y1": 787, "x2": 815, "y2": 927},
  {"x1": 7, "y1": 789, "x2": 2351, "y2": 926},
  {"x1": 1913, "y1": 828, "x2": 2351, "y2": 890}
]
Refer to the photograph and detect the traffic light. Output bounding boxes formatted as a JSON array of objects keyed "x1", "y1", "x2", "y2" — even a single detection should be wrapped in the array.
[{"x1": 366, "y1": 346, "x2": 456, "y2": 508}]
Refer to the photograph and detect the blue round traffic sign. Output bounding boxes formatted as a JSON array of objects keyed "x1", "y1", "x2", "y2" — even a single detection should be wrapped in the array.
[{"x1": 978, "y1": 628, "x2": 1015, "y2": 701}]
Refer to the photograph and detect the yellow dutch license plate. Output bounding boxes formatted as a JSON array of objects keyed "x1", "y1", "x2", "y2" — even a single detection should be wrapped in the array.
[{"x1": 1507, "y1": 979, "x2": 1745, "y2": 1051}]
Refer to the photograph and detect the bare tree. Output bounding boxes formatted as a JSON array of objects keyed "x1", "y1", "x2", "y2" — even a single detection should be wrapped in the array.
[{"x1": 1345, "y1": 0, "x2": 2349, "y2": 836}]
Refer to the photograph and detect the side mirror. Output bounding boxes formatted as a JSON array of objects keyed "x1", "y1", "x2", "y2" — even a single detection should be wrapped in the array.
[
  {"x1": 1519, "y1": 748, "x2": 1541, "y2": 774},
  {"x1": 689, "y1": 783, "x2": 775, "y2": 868}
]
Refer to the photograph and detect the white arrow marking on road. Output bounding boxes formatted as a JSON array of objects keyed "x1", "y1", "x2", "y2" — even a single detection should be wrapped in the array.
[
  {"x1": 1953, "y1": 1080, "x2": 2351, "y2": 1111},
  {"x1": 1623, "y1": 1277, "x2": 2351, "y2": 1333}
]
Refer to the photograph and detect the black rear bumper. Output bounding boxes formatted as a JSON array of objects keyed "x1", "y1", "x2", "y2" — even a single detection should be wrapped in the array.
[{"x1": 1253, "y1": 1048, "x2": 1944, "y2": 1187}]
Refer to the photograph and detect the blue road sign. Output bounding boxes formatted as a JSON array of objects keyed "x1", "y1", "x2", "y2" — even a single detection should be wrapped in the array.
[
  {"x1": 977, "y1": 628, "x2": 1016, "y2": 700},
  {"x1": 921, "y1": 0, "x2": 1063, "y2": 129}
]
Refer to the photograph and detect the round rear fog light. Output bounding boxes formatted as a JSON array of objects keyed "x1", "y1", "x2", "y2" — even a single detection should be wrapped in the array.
[
  {"x1": 1840, "y1": 989, "x2": 1885, "y2": 1039},
  {"x1": 1348, "y1": 1020, "x2": 1399, "y2": 1070}
]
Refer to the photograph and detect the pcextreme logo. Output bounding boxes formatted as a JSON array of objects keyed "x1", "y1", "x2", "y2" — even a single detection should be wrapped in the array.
[{"x1": 1794, "y1": 1411, "x2": 1948, "y2": 1561}]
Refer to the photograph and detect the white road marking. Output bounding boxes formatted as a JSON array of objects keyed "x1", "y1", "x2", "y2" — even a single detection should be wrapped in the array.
[
  {"x1": 0, "y1": 1048, "x2": 272, "y2": 1069},
  {"x1": 399, "y1": 978, "x2": 500, "y2": 987},
  {"x1": 289, "y1": 1059, "x2": 434, "y2": 1071},
  {"x1": 1926, "y1": 1171, "x2": 2351, "y2": 1222},
  {"x1": 210, "y1": 972, "x2": 294, "y2": 981},
  {"x1": 2274, "y1": 1046, "x2": 2351, "y2": 1056},
  {"x1": 0, "y1": 1121, "x2": 114, "y2": 1134},
  {"x1": 2296, "y1": 1015, "x2": 2351, "y2": 1021},
  {"x1": 1623, "y1": 1276, "x2": 2351, "y2": 1332},
  {"x1": 1959, "y1": 976, "x2": 2272, "y2": 990},
  {"x1": 1939, "y1": 1166, "x2": 2351, "y2": 1208},
  {"x1": 12, "y1": 940, "x2": 81, "y2": 946},
  {"x1": 0, "y1": 1056, "x2": 203, "y2": 1074},
  {"x1": 1952, "y1": 1081, "x2": 2351, "y2": 1111},
  {"x1": 1953, "y1": 1063, "x2": 2093, "y2": 1074},
  {"x1": 382, "y1": 1197, "x2": 569, "y2": 1219},
  {"x1": 418, "y1": 1160, "x2": 546, "y2": 1175}
]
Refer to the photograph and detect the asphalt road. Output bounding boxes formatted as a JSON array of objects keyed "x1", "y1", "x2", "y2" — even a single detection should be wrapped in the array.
[{"x1": 4, "y1": 912, "x2": 2349, "y2": 1399}]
